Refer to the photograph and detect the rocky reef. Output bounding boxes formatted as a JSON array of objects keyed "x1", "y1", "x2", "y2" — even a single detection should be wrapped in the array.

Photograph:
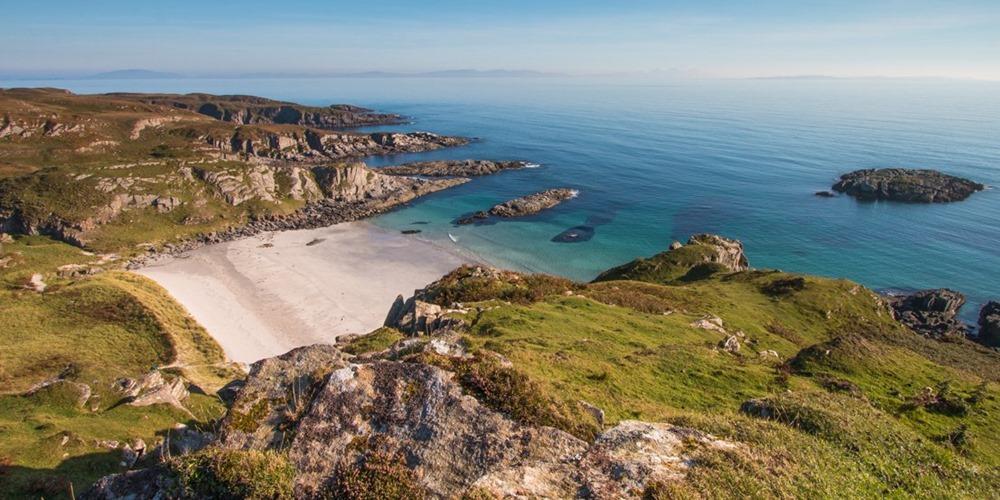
[
  {"x1": 832, "y1": 168, "x2": 985, "y2": 203},
  {"x1": 379, "y1": 159, "x2": 530, "y2": 177}
]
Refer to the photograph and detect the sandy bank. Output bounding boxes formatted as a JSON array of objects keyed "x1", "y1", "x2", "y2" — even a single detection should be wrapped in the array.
[{"x1": 138, "y1": 221, "x2": 472, "y2": 363}]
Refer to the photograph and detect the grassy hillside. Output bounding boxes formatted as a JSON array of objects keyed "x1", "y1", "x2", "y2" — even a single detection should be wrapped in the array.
[
  {"x1": 351, "y1": 262, "x2": 1000, "y2": 497},
  {"x1": 0, "y1": 235, "x2": 240, "y2": 498}
]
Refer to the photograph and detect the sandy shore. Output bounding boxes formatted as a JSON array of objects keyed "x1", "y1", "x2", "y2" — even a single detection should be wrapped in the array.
[{"x1": 138, "y1": 221, "x2": 472, "y2": 363}]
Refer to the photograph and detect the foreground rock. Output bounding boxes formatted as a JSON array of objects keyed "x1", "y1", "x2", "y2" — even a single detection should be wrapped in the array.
[
  {"x1": 887, "y1": 289, "x2": 970, "y2": 339},
  {"x1": 832, "y1": 168, "x2": 985, "y2": 203},
  {"x1": 979, "y1": 301, "x2": 1000, "y2": 347},
  {"x1": 88, "y1": 345, "x2": 743, "y2": 499},
  {"x1": 380, "y1": 159, "x2": 531, "y2": 177}
]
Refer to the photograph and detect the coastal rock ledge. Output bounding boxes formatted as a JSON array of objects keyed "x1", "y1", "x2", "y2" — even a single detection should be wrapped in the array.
[
  {"x1": 832, "y1": 168, "x2": 984, "y2": 203},
  {"x1": 490, "y1": 188, "x2": 578, "y2": 217},
  {"x1": 457, "y1": 188, "x2": 578, "y2": 225}
]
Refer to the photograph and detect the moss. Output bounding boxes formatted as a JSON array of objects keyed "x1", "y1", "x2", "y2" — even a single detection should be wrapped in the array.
[
  {"x1": 229, "y1": 399, "x2": 270, "y2": 434},
  {"x1": 166, "y1": 448, "x2": 295, "y2": 500},
  {"x1": 342, "y1": 327, "x2": 405, "y2": 355}
]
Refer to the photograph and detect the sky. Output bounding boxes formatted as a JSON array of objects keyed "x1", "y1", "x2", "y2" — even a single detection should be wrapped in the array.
[{"x1": 2, "y1": 0, "x2": 999, "y2": 80}]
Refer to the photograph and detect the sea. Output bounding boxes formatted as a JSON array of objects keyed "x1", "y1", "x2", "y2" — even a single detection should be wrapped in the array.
[{"x1": 4, "y1": 76, "x2": 998, "y2": 321}]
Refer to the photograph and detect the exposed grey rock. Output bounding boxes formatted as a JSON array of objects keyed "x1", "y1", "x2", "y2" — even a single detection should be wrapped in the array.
[
  {"x1": 887, "y1": 289, "x2": 970, "y2": 339},
  {"x1": 218, "y1": 344, "x2": 350, "y2": 450},
  {"x1": 127, "y1": 372, "x2": 190, "y2": 409},
  {"x1": 687, "y1": 234, "x2": 750, "y2": 272},
  {"x1": 488, "y1": 188, "x2": 578, "y2": 218},
  {"x1": 80, "y1": 467, "x2": 175, "y2": 500},
  {"x1": 832, "y1": 168, "x2": 984, "y2": 203},
  {"x1": 380, "y1": 159, "x2": 529, "y2": 177},
  {"x1": 669, "y1": 240, "x2": 683, "y2": 250},
  {"x1": 978, "y1": 301, "x2": 1000, "y2": 347}
]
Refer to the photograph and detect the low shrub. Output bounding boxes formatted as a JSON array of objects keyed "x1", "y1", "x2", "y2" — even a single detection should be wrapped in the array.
[{"x1": 166, "y1": 448, "x2": 295, "y2": 499}]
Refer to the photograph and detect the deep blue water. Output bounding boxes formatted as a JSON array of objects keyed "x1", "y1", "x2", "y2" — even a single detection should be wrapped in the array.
[{"x1": 4, "y1": 77, "x2": 999, "y2": 320}]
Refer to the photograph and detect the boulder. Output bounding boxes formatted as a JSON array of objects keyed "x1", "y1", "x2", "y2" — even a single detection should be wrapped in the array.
[
  {"x1": 978, "y1": 301, "x2": 1000, "y2": 347},
  {"x1": 286, "y1": 361, "x2": 588, "y2": 498},
  {"x1": 218, "y1": 344, "x2": 349, "y2": 450},
  {"x1": 832, "y1": 168, "x2": 984, "y2": 203},
  {"x1": 687, "y1": 234, "x2": 749, "y2": 272},
  {"x1": 887, "y1": 289, "x2": 970, "y2": 339}
]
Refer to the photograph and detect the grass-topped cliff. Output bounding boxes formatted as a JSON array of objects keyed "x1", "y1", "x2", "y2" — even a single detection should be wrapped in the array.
[{"x1": 76, "y1": 235, "x2": 1000, "y2": 499}]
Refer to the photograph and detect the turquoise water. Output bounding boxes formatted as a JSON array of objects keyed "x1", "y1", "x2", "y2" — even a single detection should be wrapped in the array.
[{"x1": 5, "y1": 77, "x2": 999, "y2": 320}]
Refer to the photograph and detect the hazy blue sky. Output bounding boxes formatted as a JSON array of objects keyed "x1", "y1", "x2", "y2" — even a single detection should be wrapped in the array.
[{"x1": 3, "y1": 0, "x2": 998, "y2": 79}]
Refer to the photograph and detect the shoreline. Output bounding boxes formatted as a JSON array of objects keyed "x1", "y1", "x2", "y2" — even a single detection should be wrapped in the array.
[{"x1": 137, "y1": 221, "x2": 476, "y2": 364}]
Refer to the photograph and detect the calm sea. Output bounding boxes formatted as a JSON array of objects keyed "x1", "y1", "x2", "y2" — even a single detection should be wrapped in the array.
[{"x1": 5, "y1": 77, "x2": 999, "y2": 320}]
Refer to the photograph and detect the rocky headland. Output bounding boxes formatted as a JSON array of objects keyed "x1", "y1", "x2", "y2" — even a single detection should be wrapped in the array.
[
  {"x1": 379, "y1": 159, "x2": 531, "y2": 177},
  {"x1": 832, "y1": 168, "x2": 985, "y2": 203}
]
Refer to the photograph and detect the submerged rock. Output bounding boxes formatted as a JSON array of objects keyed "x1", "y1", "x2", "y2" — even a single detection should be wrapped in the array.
[
  {"x1": 814, "y1": 190, "x2": 836, "y2": 197},
  {"x1": 551, "y1": 225, "x2": 595, "y2": 243},
  {"x1": 455, "y1": 210, "x2": 490, "y2": 225},
  {"x1": 887, "y1": 289, "x2": 970, "y2": 339},
  {"x1": 832, "y1": 168, "x2": 984, "y2": 203}
]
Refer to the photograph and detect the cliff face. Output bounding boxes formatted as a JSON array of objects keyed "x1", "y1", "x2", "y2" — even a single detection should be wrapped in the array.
[
  {"x1": 0, "y1": 162, "x2": 460, "y2": 247},
  {"x1": 0, "y1": 88, "x2": 470, "y2": 252}
]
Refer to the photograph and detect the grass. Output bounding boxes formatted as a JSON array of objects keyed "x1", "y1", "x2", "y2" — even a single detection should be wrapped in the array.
[
  {"x1": 422, "y1": 267, "x2": 1000, "y2": 497},
  {"x1": 341, "y1": 327, "x2": 406, "y2": 355},
  {"x1": 0, "y1": 235, "x2": 238, "y2": 498}
]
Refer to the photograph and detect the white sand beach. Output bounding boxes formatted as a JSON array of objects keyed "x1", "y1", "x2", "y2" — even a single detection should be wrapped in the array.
[{"x1": 138, "y1": 222, "x2": 472, "y2": 364}]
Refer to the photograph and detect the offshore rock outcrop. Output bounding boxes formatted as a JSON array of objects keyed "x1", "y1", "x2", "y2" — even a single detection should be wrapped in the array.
[
  {"x1": 886, "y1": 289, "x2": 970, "y2": 339},
  {"x1": 455, "y1": 188, "x2": 578, "y2": 225},
  {"x1": 832, "y1": 168, "x2": 985, "y2": 203},
  {"x1": 379, "y1": 159, "x2": 530, "y2": 177},
  {"x1": 489, "y1": 188, "x2": 578, "y2": 218}
]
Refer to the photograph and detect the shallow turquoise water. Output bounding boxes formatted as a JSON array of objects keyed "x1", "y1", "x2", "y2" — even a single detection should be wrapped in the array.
[{"x1": 6, "y1": 77, "x2": 999, "y2": 320}]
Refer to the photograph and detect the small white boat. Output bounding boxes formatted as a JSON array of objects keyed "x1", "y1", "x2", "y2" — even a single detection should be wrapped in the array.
[{"x1": 448, "y1": 233, "x2": 459, "y2": 243}]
